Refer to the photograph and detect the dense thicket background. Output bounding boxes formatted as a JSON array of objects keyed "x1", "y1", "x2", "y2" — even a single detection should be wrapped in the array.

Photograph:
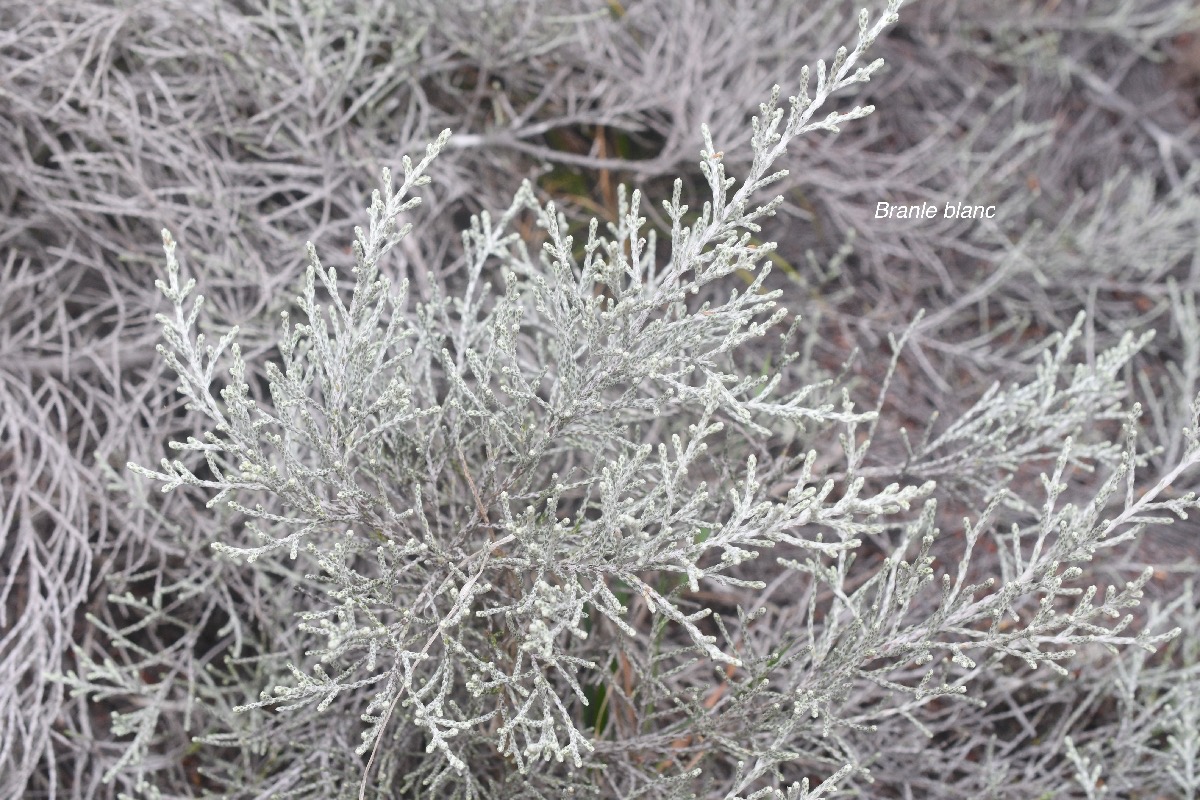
[{"x1": 3, "y1": 0, "x2": 1200, "y2": 797}]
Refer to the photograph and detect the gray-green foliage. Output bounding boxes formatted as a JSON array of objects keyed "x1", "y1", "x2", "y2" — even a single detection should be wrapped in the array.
[{"x1": 110, "y1": 2, "x2": 1200, "y2": 798}]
